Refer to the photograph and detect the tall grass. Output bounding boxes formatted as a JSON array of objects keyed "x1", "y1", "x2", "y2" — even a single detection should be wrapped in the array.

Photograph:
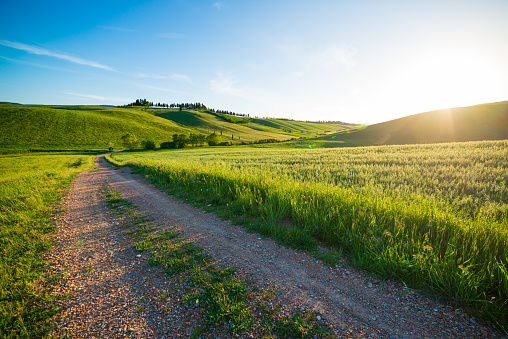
[
  {"x1": 109, "y1": 140, "x2": 508, "y2": 333},
  {"x1": 0, "y1": 152, "x2": 93, "y2": 338}
]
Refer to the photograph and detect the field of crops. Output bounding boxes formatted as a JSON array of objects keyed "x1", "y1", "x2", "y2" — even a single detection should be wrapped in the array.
[{"x1": 109, "y1": 140, "x2": 508, "y2": 332}]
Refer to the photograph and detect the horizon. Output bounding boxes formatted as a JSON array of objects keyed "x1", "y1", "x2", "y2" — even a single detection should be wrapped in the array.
[
  {"x1": 1, "y1": 0, "x2": 508, "y2": 124},
  {"x1": 1, "y1": 99, "x2": 507, "y2": 126}
]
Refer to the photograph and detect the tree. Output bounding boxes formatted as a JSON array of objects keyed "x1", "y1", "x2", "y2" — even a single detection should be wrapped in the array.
[
  {"x1": 189, "y1": 133, "x2": 203, "y2": 147},
  {"x1": 121, "y1": 133, "x2": 138, "y2": 150},
  {"x1": 206, "y1": 132, "x2": 222, "y2": 146},
  {"x1": 160, "y1": 141, "x2": 172, "y2": 149},
  {"x1": 171, "y1": 133, "x2": 189, "y2": 148},
  {"x1": 142, "y1": 140, "x2": 156, "y2": 149}
]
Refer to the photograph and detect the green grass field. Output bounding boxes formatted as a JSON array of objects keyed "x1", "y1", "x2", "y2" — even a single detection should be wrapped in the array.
[
  {"x1": 0, "y1": 152, "x2": 94, "y2": 338},
  {"x1": 108, "y1": 140, "x2": 508, "y2": 333}
]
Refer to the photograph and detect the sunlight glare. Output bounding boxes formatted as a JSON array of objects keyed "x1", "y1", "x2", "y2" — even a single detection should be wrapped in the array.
[{"x1": 401, "y1": 50, "x2": 502, "y2": 110}]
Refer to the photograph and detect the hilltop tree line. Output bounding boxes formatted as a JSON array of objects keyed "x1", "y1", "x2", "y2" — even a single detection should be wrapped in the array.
[
  {"x1": 127, "y1": 99, "x2": 206, "y2": 110},
  {"x1": 125, "y1": 99, "x2": 249, "y2": 117}
]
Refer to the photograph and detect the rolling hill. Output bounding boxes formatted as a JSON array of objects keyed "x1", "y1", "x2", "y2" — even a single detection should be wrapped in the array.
[
  {"x1": 152, "y1": 108, "x2": 355, "y2": 142},
  {"x1": 0, "y1": 104, "x2": 354, "y2": 152},
  {"x1": 0, "y1": 105, "x2": 194, "y2": 152},
  {"x1": 275, "y1": 101, "x2": 508, "y2": 148}
]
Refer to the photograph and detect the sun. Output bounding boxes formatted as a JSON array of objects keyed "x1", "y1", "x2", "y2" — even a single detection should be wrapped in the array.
[{"x1": 403, "y1": 50, "x2": 502, "y2": 110}]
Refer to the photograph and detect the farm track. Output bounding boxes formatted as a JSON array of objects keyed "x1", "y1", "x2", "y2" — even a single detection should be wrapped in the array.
[{"x1": 46, "y1": 154, "x2": 503, "y2": 338}]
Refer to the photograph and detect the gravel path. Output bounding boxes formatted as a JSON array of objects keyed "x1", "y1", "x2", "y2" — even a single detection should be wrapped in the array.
[{"x1": 45, "y1": 154, "x2": 504, "y2": 338}]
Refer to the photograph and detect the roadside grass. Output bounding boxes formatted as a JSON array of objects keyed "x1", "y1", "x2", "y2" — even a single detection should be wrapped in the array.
[
  {"x1": 107, "y1": 141, "x2": 508, "y2": 334},
  {"x1": 0, "y1": 152, "x2": 94, "y2": 338},
  {"x1": 101, "y1": 186, "x2": 331, "y2": 337}
]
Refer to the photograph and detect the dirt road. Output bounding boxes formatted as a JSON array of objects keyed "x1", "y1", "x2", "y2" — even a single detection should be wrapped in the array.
[{"x1": 46, "y1": 154, "x2": 502, "y2": 338}]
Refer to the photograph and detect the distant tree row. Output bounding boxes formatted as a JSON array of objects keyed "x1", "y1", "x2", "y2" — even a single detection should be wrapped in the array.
[
  {"x1": 119, "y1": 132, "x2": 231, "y2": 151},
  {"x1": 126, "y1": 100, "x2": 207, "y2": 110},
  {"x1": 305, "y1": 120, "x2": 357, "y2": 125},
  {"x1": 131, "y1": 99, "x2": 152, "y2": 106},
  {"x1": 206, "y1": 108, "x2": 250, "y2": 118},
  {"x1": 124, "y1": 99, "x2": 252, "y2": 117}
]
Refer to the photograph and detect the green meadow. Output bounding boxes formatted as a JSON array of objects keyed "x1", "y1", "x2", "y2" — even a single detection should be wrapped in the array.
[
  {"x1": 0, "y1": 152, "x2": 94, "y2": 338},
  {"x1": 109, "y1": 140, "x2": 508, "y2": 332}
]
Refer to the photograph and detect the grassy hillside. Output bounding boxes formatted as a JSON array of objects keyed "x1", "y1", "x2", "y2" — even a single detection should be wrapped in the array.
[
  {"x1": 0, "y1": 105, "x2": 194, "y2": 152},
  {"x1": 0, "y1": 104, "x2": 357, "y2": 152},
  {"x1": 275, "y1": 101, "x2": 508, "y2": 148},
  {"x1": 251, "y1": 118, "x2": 355, "y2": 138},
  {"x1": 153, "y1": 108, "x2": 355, "y2": 142},
  {"x1": 154, "y1": 109, "x2": 291, "y2": 142}
]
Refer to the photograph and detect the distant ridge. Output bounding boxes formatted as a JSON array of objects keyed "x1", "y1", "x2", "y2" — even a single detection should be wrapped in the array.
[{"x1": 292, "y1": 101, "x2": 508, "y2": 148}]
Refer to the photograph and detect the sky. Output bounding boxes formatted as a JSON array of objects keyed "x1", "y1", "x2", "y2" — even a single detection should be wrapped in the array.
[{"x1": 1, "y1": 0, "x2": 507, "y2": 124}]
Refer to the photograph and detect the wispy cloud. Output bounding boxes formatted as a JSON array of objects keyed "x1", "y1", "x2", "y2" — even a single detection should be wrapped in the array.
[
  {"x1": 99, "y1": 26, "x2": 136, "y2": 33},
  {"x1": 156, "y1": 33, "x2": 185, "y2": 39},
  {"x1": 311, "y1": 45, "x2": 358, "y2": 67},
  {"x1": 0, "y1": 55, "x2": 79, "y2": 73},
  {"x1": 130, "y1": 72, "x2": 191, "y2": 82},
  {"x1": 131, "y1": 72, "x2": 168, "y2": 79},
  {"x1": 209, "y1": 72, "x2": 244, "y2": 97},
  {"x1": 64, "y1": 92, "x2": 131, "y2": 103},
  {"x1": 170, "y1": 74, "x2": 191, "y2": 82},
  {"x1": 213, "y1": 1, "x2": 224, "y2": 10},
  {"x1": 0, "y1": 40, "x2": 116, "y2": 71}
]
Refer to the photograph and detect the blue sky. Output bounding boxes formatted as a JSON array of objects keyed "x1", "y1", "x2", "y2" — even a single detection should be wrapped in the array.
[{"x1": 1, "y1": 0, "x2": 507, "y2": 123}]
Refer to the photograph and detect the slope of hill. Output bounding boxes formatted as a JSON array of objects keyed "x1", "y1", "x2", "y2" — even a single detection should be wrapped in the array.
[
  {"x1": 0, "y1": 105, "x2": 194, "y2": 152},
  {"x1": 152, "y1": 109, "x2": 354, "y2": 142},
  {"x1": 154, "y1": 109, "x2": 292, "y2": 142},
  {"x1": 275, "y1": 101, "x2": 508, "y2": 148},
  {"x1": 0, "y1": 105, "x2": 355, "y2": 152},
  {"x1": 251, "y1": 118, "x2": 355, "y2": 138}
]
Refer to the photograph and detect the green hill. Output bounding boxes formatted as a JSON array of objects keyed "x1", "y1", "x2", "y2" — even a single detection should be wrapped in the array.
[
  {"x1": 6, "y1": 101, "x2": 501, "y2": 152},
  {"x1": 276, "y1": 101, "x2": 508, "y2": 148},
  {"x1": 152, "y1": 108, "x2": 354, "y2": 142},
  {"x1": 0, "y1": 105, "x2": 194, "y2": 152},
  {"x1": 0, "y1": 105, "x2": 355, "y2": 152},
  {"x1": 154, "y1": 109, "x2": 292, "y2": 142},
  {"x1": 251, "y1": 118, "x2": 353, "y2": 138}
]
